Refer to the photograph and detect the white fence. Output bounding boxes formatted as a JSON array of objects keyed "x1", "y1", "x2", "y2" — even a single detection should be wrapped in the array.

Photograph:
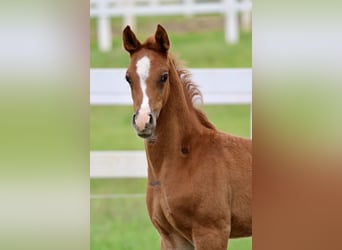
[
  {"x1": 90, "y1": 0, "x2": 252, "y2": 51},
  {"x1": 90, "y1": 68, "x2": 251, "y2": 178},
  {"x1": 90, "y1": 68, "x2": 252, "y2": 105},
  {"x1": 91, "y1": 150, "x2": 148, "y2": 178}
]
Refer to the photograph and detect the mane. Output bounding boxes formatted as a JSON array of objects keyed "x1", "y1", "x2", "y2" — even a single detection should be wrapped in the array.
[{"x1": 171, "y1": 56, "x2": 216, "y2": 130}]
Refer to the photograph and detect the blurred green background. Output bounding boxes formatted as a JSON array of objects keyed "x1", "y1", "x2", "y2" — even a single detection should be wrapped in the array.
[{"x1": 91, "y1": 14, "x2": 251, "y2": 250}]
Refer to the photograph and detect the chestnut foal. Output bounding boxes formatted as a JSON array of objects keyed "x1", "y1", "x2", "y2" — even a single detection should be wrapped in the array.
[{"x1": 123, "y1": 25, "x2": 252, "y2": 250}]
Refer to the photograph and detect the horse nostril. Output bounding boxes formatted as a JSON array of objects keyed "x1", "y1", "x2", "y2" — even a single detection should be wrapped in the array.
[
  {"x1": 132, "y1": 114, "x2": 136, "y2": 125},
  {"x1": 148, "y1": 114, "x2": 154, "y2": 125}
]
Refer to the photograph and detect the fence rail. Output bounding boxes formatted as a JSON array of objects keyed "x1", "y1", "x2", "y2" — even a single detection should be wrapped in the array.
[
  {"x1": 91, "y1": 150, "x2": 148, "y2": 178},
  {"x1": 90, "y1": 0, "x2": 252, "y2": 51},
  {"x1": 90, "y1": 68, "x2": 252, "y2": 105}
]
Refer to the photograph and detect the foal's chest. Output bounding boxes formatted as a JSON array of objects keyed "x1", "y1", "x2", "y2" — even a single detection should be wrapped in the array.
[{"x1": 147, "y1": 181, "x2": 193, "y2": 240}]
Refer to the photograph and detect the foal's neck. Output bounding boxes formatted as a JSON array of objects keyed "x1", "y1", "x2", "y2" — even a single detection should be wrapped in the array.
[{"x1": 145, "y1": 60, "x2": 202, "y2": 155}]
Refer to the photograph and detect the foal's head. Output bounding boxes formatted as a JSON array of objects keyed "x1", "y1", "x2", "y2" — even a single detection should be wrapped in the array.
[{"x1": 123, "y1": 25, "x2": 171, "y2": 139}]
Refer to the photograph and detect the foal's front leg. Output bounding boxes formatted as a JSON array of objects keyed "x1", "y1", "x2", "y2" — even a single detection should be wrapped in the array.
[{"x1": 192, "y1": 225, "x2": 230, "y2": 250}]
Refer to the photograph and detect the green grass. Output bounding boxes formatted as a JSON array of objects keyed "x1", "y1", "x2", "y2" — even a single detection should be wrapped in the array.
[
  {"x1": 90, "y1": 15, "x2": 251, "y2": 68},
  {"x1": 91, "y1": 178, "x2": 147, "y2": 195},
  {"x1": 91, "y1": 197, "x2": 160, "y2": 250},
  {"x1": 90, "y1": 105, "x2": 250, "y2": 150},
  {"x1": 91, "y1": 30, "x2": 251, "y2": 68},
  {"x1": 168, "y1": 31, "x2": 252, "y2": 68},
  {"x1": 90, "y1": 106, "x2": 143, "y2": 150},
  {"x1": 91, "y1": 181, "x2": 251, "y2": 250}
]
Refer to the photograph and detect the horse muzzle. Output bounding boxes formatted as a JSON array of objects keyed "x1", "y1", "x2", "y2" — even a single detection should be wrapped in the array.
[{"x1": 132, "y1": 111, "x2": 156, "y2": 139}]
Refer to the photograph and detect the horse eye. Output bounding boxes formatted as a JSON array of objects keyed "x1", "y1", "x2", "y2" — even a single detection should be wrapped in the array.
[
  {"x1": 125, "y1": 74, "x2": 131, "y2": 84},
  {"x1": 160, "y1": 73, "x2": 168, "y2": 83}
]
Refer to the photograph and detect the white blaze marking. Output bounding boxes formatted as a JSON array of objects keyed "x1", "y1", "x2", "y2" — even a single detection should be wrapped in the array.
[
  {"x1": 135, "y1": 56, "x2": 151, "y2": 130},
  {"x1": 136, "y1": 56, "x2": 151, "y2": 111}
]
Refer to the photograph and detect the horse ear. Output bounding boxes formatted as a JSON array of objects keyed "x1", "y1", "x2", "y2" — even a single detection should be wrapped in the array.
[
  {"x1": 123, "y1": 25, "x2": 141, "y2": 54},
  {"x1": 155, "y1": 24, "x2": 170, "y2": 53}
]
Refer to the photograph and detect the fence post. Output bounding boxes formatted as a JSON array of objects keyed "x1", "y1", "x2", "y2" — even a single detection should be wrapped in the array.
[
  {"x1": 123, "y1": 0, "x2": 136, "y2": 30},
  {"x1": 241, "y1": 0, "x2": 252, "y2": 32},
  {"x1": 150, "y1": 0, "x2": 159, "y2": 7},
  {"x1": 97, "y1": 0, "x2": 112, "y2": 52},
  {"x1": 185, "y1": 0, "x2": 194, "y2": 17},
  {"x1": 225, "y1": 0, "x2": 238, "y2": 44}
]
